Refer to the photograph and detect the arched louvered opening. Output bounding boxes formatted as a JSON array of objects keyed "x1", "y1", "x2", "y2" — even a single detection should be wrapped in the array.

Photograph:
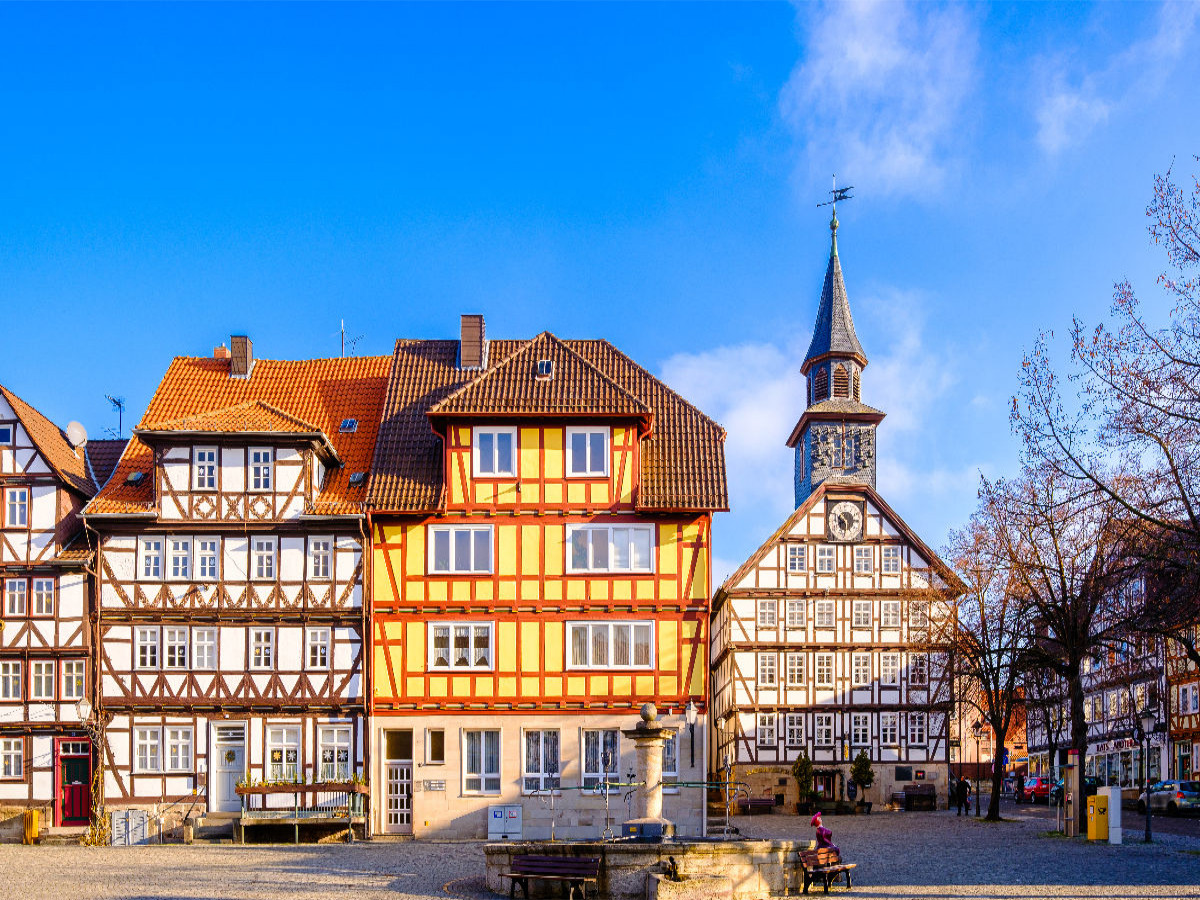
[
  {"x1": 853, "y1": 369, "x2": 861, "y2": 401},
  {"x1": 813, "y1": 367, "x2": 829, "y2": 402},
  {"x1": 833, "y1": 364, "x2": 849, "y2": 398}
]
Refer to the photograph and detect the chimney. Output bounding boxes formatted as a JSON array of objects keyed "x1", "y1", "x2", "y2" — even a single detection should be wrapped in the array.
[
  {"x1": 214, "y1": 344, "x2": 230, "y2": 360},
  {"x1": 460, "y1": 315, "x2": 486, "y2": 369},
  {"x1": 230, "y1": 335, "x2": 254, "y2": 378}
]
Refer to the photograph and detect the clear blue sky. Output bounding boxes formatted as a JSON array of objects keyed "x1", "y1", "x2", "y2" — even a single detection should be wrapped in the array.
[{"x1": 2, "y1": 2, "x2": 1197, "y2": 579}]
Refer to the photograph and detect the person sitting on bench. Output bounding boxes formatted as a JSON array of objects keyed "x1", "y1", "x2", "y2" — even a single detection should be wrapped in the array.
[{"x1": 810, "y1": 812, "x2": 838, "y2": 853}]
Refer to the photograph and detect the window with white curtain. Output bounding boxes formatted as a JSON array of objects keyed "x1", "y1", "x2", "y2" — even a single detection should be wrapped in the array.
[
  {"x1": 582, "y1": 729, "x2": 620, "y2": 791},
  {"x1": 464, "y1": 729, "x2": 501, "y2": 794},
  {"x1": 267, "y1": 726, "x2": 300, "y2": 781},
  {"x1": 429, "y1": 623, "x2": 493, "y2": 670},
  {"x1": 523, "y1": 729, "x2": 560, "y2": 793},
  {"x1": 319, "y1": 725, "x2": 352, "y2": 780},
  {"x1": 566, "y1": 525, "x2": 653, "y2": 573},
  {"x1": 567, "y1": 621, "x2": 653, "y2": 669}
]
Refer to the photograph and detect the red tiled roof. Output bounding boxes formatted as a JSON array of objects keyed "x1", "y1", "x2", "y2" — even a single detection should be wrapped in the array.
[
  {"x1": 0, "y1": 383, "x2": 94, "y2": 496},
  {"x1": 86, "y1": 356, "x2": 390, "y2": 517}
]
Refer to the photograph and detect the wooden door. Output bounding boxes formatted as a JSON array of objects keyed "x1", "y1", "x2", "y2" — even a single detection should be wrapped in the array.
[
  {"x1": 212, "y1": 726, "x2": 246, "y2": 813},
  {"x1": 59, "y1": 752, "x2": 91, "y2": 826}
]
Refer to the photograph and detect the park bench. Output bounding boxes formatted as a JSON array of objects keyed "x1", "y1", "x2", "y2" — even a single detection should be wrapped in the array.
[
  {"x1": 500, "y1": 854, "x2": 600, "y2": 900},
  {"x1": 901, "y1": 783, "x2": 937, "y2": 811},
  {"x1": 797, "y1": 847, "x2": 857, "y2": 894},
  {"x1": 737, "y1": 796, "x2": 776, "y2": 815}
]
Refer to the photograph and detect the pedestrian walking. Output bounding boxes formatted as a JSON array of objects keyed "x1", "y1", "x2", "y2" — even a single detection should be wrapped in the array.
[{"x1": 956, "y1": 775, "x2": 970, "y2": 816}]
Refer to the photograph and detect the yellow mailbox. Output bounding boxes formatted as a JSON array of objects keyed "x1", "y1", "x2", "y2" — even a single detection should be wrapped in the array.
[
  {"x1": 22, "y1": 809, "x2": 39, "y2": 845},
  {"x1": 1087, "y1": 793, "x2": 1109, "y2": 841}
]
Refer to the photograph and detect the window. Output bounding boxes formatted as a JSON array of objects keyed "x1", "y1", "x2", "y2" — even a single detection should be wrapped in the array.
[
  {"x1": 308, "y1": 539, "x2": 332, "y2": 579},
  {"x1": 319, "y1": 726, "x2": 351, "y2": 780},
  {"x1": 662, "y1": 733, "x2": 678, "y2": 782},
  {"x1": 815, "y1": 600, "x2": 835, "y2": 628},
  {"x1": 852, "y1": 599, "x2": 872, "y2": 628},
  {"x1": 785, "y1": 713, "x2": 805, "y2": 746},
  {"x1": 166, "y1": 727, "x2": 193, "y2": 772},
  {"x1": 31, "y1": 578, "x2": 54, "y2": 616},
  {"x1": 0, "y1": 662, "x2": 20, "y2": 700},
  {"x1": 786, "y1": 652, "x2": 806, "y2": 687},
  {"x1": 192, "y1": 447, "x2": 217, "y2": 490},
  {"x1": 757, "y1": 599, "x2": 777, "y2": 628},
  {"x1": 582, "y1": 728, "x2": 620, "y2": 791},
  {"x1": 568, "y1": 621, "x2": 653, "y2": 669},
  {"x1": 816, "y1": 653, "x2": 834, "y2": 687},
  {"x1": 833, "y1": 364, "x2": 849, "y2": 398},
  {"x1": 5, "y1": 487, "x2": 28, "y2": 527},
  {"x1": 785, "y1": 599, "x2": 806, "y2": 628},
  {"x1": 30, "y1": 661, "x2": 54, "y2": 700},
  {"x1": 910, "y1": 601, "x2": 929, "y2": 630},
  {"x1": 851, "y1": 713, "x2": 870, "y2": 746},
  {"x1": 0, "y1": 738, "x2": 21, "y2": 779},
  {"x1": 250, "y1": 448, "x2": 273, "y2": 491},
  {"x1": 4, "y1": 579, "x2": 26, "y2": 616},
  {"x1": 881, "y1": 653, "x2": 900, "y2": 686},
  {"x1": 429, "y1": 623, "x2": 493, "y2": 670},
  {"x1": 816, "y1": 545, "x2": 835, "y2": 573},
  {"x1": 566, "y1": 427, "x2": 609, "y2": 477},
  {"x1": 757, "y1": 713, "x2": 777, "y2": 748},
  {"x1": 307, "y1": 628, "x2": 330, "y2": 669},
  {"x1": 250, "y1": 629, "x2": 274, "y2": 669},
  {"x1": 473, "y1": 428, "x2": 517, "y2": 477},
  {"x1": 813, "y1": 368, "x2": 829, "y2": 402},
  {"x1": 881, "y1": 600, "x2": 901, "y2": 629},
  {"x1": 267, "y1": 726, "x2": 300, "y2": 781},
  {"x1": 193, "y1": 629, "x2": 217, "y2": 670},
  {"x1": 880, "y1": 713, "x2": 898, "y2": 745},
  {"x1": 426, "y1": 729, "x2": 445, "y2": 765},
  {"x1": 464, "y1": 729, "x2": 501, "y2": 794},
  {"x1": 909, "y1": 654, "x2": 928, "y2": 686},
  {"x1": 136, "y1": 627, "x2": 160, "y2": 669},
  {"x1": 164, "y1": 627, "x2": 189, "y2": 669},
  {"x1": 882, "y1": 546, "x2": 902, "y2": 573},
  {"x1": 169, "y1": 538, "x2": 191, "y2": 580},
  {"x1": 62, "y1": 660, "x2": 85, "y2": 700},
  {"x1": 566, "y1": 525, "x2": 653, "y2": 573},
  {"x1": 757, "y1": 653, "x2": 777, "y2": 687},
  {"x1": 429, "y1": 525, "x2": 493, "y2": 574},
  {"x1": 854, "y1": 546, "x2": 873, "y2": 574},
  {"x1": 140, "y1": 539, "x2": 163, "y2": 580},
  {"x1": 909, "y1": 713, "x2": 927, "y2": 745},
  {"x1": 851, "y1": 653, "x2": 871, "y2": 687},
  {"x1": 787, "y1": 544, "x2": 806, "y2": 572},
  {"x1": 197, "y1": 539, "x2": 219, "y2": 581},
  {"x1": 814, "y1": 713, "x2": 834, "y2": 746},
  {"x1": 135, "y1": 727, "x2": 162, "y2": 773},
  {"x1": 0, "y1": 425, "x2": 10, "y2": 444},
  {"x1": 252, "y1": 538, "x2": 277, "y2": 580},
  {"x1": 523, "y1": 729, "x2": 560, "y2": 792}
]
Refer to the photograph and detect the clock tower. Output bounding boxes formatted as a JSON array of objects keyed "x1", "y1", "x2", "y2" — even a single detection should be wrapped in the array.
[{"x1": 787, "y1": 208, "x2": 885, "y2": 508}]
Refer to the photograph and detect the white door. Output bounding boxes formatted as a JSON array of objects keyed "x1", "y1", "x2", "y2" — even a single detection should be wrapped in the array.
[
  {"x1": 212, "y1": 726, "x2": 246, "y2": 813},
  {"x1": 383, "y1": 729, "x2": 414, "y2": 835}
]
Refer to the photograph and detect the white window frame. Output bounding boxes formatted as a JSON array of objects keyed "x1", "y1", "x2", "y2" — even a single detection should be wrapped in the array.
[
  {"x1": 0, "y1": 661, "x2": 21, "y2": 700},
  {"x1": 882, "y1": 545, "x2": 902, "y2": 574},
  {"x1": 135, "y1": 727, "x2": 162, "y2": 773},
  {"x1": 428, "y1": 524, "x2": 494, "y2": 574},
  {"x1": 140, "y1": 539, "x2": 163, "y2": 580},
  {"x1": 249, "y1": 447, "x2": 273, "y2": 492},
  {"x1": 168, "y1": 538, "x2": 191, "y2": 581},
  {"x1": 0, "y1": 738, "x2": 21, "y2": 779},
  {"x1": 472, "y1": 427, "x2": 518, "y2": 478},
  {"x1": 0, "y1": 424, "x2": 11, "y2": 445},
  {"x1": 815, "y1": 652, "x2": 834, "y2": 687},
  {"x1": 566, "y1": 524, "x2": 654, "y2": 574},
  {"x1": 757, "y1": 652, "x2": 777, "y2": 687},
  {"x1": 814, "y1": 713, "x2": 834, "y2": 746},
  {"x1": 565, "y1": 427, "x2": 609, "y2": 478},
  {"x1": 192, "y1": 447, "x2": 217, "y2": 491},
  {"x1": 851, "y1": 712, "x2": 870, "y2": 746},
  {"x1": 909, "y1": 653, "x2": 929, "y2": 686},
  {"x1": 786, "y1": 652, "x2": 805, "y2": 688},
  {"x1": 909, "y1": 712, "x2": 927, "y2": 745},
  {"x1": 567, "y1": 621, "x2": 654, "y2": 669},
  {"x1": 463, "y1": 728, "x2": 502, "y2": 795},
  {"x1": 426, "y1": 728, "x2": 446, "y2": 765},
  {"x1": 250, "y1": 628, "x2": 275, "y2": 670},
  {"x1": 197, "y1": 538, "x2": 219, "y2": 581},
  {"x1": 854, "y1": 545, "x2": 873, "y2": 574},
  {"x1": 31, "y1": 578, "x2": 54, "y2": 616},
  {"x1": 267, "y1": 726, "x2": 300, "y2": 781},
  {"x1": 785, "y1": 599, "x2": 806, "y2": 629},
  {"x1": 786, "y1": 544, "x2": 806, "y2": 572},
  {"x1": 522, "y1": 728, "x2": 561, "y2": 793},
  {"x1": 5, "y1": 487, "x2": 28, "y2": 527},
  {"x1": 252, "y1": 537, "x2": 277, "y2": 581},
  {"x1": 815, "y1": 599, "x2": 835, "y2": 629},
  {"x1": 62, "y1": 660, "x2": 86, "y2": 700},
  {"x1": 881, "y1": 600, "x2": 901, "y2": 629},
  {"x1": 193, "y1": 628, "x2": 217, "y2": 670},
  {"x1": 308, "y1": 538, "x2": 332, "y2": 580},
  {"x1": 428, "y1": 622, "x2": 494, "y2": 671},
  {"x1": 852, "y1": 599, "x2": 872, "y2": 629},
  {"x1": 4, "y1": 578, "x2": 26, "y2": 616},
  {"x1": 319, "y1": 725, "x2": 352, "y2": 781},
  {"x1": 662, "y1": 732, "x2": 679, "y2": 787},
  {"x1": 851, "y1": 652, "x2": 871, "y2": 687},
  {"x1": 30, "y1": 660, "x2": 54, "y2": 700},
  {"x1": 166, "y1": 726, "x2": 194, "y2": 773},
  {"x1": 582, "y1": 728, "x2": 621, "y2": 792},
  {"x1": 757, "y1": 599, "x2": 777, "y2": 628},
  {"x1": 756, "y1": 713, "x2": 777, "y2": 748},
  {"x1": 881, "y1": 652, "x2": 900, "y2": 686},
  {"x1": 307, "y1": 627, "x2": 331, "y2": 670},
  {"x1": 135, "y1": 627, "x2": 160, "y2": 670},
  {"x1": 164, "y1": 627, "x2": 189, "y2": 669},
  {"x1": 785, "y1": 713, "x2": 805, "y2": 747},
  {"x1": 816, "y1": 545, "x2": 835, "y2": 574}
]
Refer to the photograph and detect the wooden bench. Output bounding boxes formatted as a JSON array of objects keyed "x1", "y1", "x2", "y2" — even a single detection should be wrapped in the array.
[
  {"x1": 737, "y1": 796, "x2": 776, "y2": 815},
  {"x1": 500, "y1": 854, "x2": 600, "y2": 900},
  {"x1": 797, "y1": 847, "x2": 857, "y2": 894}
]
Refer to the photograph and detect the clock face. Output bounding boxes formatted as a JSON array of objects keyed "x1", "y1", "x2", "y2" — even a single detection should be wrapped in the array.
[{"x1": 827, "y1": 501, "x2": 864, "y2": 542}]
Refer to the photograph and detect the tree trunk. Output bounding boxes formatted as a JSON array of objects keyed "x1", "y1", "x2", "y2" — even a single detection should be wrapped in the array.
[
  {"x1": 988, "y1": 739, "x2": 1005, "y2": 821},
  {"x1": 1069, "y1": 667, "x2": 1088, "y2": 833}
]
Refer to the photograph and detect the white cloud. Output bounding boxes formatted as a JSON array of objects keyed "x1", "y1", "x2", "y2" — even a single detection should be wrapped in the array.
[{"x1": 781, "y1": 0, "x2": 980, "y2": 198}]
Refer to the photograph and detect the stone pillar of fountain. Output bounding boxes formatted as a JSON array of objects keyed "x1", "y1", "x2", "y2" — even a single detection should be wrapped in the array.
[{"x1": 620, "y1": 702, "x2": 676, "y2": 841}]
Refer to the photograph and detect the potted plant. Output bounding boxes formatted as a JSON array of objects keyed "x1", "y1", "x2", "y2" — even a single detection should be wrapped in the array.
[
  {"x1": 791, "y1": 752, "x2": 816, "y2": 815},
  {"x1": 850, "y1": 750, "x2": 875, "y2": 814}
]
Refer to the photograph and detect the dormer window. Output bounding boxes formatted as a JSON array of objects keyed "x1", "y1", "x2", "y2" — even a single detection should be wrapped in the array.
[
  {"x1": 193, "y1": 447, "x2": 217, "y2": 491},
  {"x1": 339, "y1": 419, "x2": 358, "y2": 433},
  {"x1": 473, "y1": 427, "x2": 516, "y2": 478},
  {"x1": 566, "y1": 427, "x2": 608, "y2": 478},
  {"x1": 250, "y1": 448, "x2": 273, "y2": 491},
  {"x1": 536, "y1": 360, "x2": 554, "y2": 380}
]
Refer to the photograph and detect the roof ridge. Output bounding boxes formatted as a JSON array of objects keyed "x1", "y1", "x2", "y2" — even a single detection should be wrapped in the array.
[{"x1": 142, "y1": 398, "x2": 321, "y2": 433}]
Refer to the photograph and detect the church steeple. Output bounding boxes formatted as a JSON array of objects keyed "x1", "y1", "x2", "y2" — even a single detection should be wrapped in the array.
[{"x1": 786, "y1": 206, "x2": 885, "y2": 507}]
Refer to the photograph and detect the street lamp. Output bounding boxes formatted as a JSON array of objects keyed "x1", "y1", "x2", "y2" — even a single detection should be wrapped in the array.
[
  {"x1": 684, "y1": 700, "x2": 698, "y2": 769},
  {"x1": 75, "y1": 697, "x2": 109, "y2": 846},
  {"x1": 1140, "y1": 705, "x2": 1156, "y2": 844},
  {"x1": 972, "y1": 721, "x2": 983, "y2": 817}
]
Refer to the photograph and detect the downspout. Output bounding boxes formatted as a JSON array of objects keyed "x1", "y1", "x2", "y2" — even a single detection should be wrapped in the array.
[{"x1": 360, "y1": 510, "x2": 372, "y2": 839}]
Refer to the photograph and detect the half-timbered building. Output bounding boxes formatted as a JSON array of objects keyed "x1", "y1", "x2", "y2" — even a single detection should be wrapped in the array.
[
  {"x1": 83, "y1": 339, "x2": 389, "y2": 823},
  {"x1": 366, "y1": 318, "x2": 727, "y2": 839},
  {"x1": 0, "y1": 384, "x2": 122, "y2": 826},
  {"x1": 710, "y1": 213, "x2": 961, "y2": 808}
]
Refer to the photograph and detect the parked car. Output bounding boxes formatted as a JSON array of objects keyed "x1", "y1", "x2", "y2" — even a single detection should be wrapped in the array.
[
  {"x1": 1016, "y1": 775, "x2": 1052, "y2": 804},
  {"x1": 1137, "y1": 781, "x2": 1200, "y2": 815},
  {"x1": 1048, "y1": 776, "x2": 1098, "y2": 807}
]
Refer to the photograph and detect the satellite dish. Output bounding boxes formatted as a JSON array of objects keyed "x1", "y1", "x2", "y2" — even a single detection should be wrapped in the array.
[{"x1": 66, "y1": 421, "x2": 88, "y2": 449}]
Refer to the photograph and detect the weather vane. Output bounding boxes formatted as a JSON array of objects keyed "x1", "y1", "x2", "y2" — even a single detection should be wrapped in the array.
[{"x1": 816, "y1": 174, "x2": 854, "y2": 213}]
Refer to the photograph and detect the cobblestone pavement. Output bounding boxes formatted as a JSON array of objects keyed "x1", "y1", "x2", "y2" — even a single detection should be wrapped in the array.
[{"x1": 3, "y1": 804, "x2": 1199, "y2": 900}]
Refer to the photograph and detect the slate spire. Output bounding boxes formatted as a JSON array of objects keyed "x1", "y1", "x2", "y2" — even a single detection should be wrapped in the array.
[{"x1": 802, "y1": 209, "x2": 866, "y2": 373}]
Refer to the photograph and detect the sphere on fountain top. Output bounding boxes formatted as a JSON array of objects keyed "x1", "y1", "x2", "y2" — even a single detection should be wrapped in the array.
[{"x1": 640, "y1": 702, "x2": 657, "y2": 724}]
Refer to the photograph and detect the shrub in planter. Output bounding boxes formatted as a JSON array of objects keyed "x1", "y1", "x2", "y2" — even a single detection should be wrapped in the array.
[{"x1": 850, "y1": 750, "x2": 875, "y2": 812}]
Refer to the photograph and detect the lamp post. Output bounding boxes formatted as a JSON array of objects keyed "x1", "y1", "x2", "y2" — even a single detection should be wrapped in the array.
[
  {"x1": 684, "y1": 700, "x2": 698, "y2": 769},
  {"x1": 1140, "y1": 706, "x2": 1156, "y2": 844},
  {"x1": 972, "y1": 721, "x2": 983, "y2": 817}
]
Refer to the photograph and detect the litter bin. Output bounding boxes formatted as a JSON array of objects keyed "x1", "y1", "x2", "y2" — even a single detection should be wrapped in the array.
[
  {"x1": 1087, "y1": 793, "x2": 1109, "y2": 841},
  {"x1": 22, "y1": 809, "x2": 39, "y2": 845}
]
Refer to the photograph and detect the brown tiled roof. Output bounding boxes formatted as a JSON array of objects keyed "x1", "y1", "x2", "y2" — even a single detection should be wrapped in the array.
[
  {"x1": 84, "y1": 438, "x2": 128, "y2": 492},
  {"x1": 86, "y1": 355, "x2": 390, "y2": 517},
  {"x1": 368, "y1": 335, "x2": 728, "y2": 512},
  {"x1": 50, "y1": 533, "x2": 93, "y2": 566},
  {"x1": 0, "y1": 384, "x2": 93, "y2": 496}
]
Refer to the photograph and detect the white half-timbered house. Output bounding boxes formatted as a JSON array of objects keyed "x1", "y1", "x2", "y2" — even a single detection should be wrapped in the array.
[
  {"x1": 84, "y1": 338, "x2": 389, "y2": 825},
  {"x1": 0, "y1": 384, "x2": 123, "y2": 826},
  {"x1": 710, "y1": 211, "x2": 962, "y2": 809}
]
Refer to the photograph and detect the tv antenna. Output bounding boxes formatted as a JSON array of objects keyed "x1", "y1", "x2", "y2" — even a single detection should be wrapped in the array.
[
  {"x1": 104, "y1": 395, "x2": 126, "y2": 439},
  {"x1": 340, "y1": 319, "x2": 364, "y2": 357},
  {"x1": 816, "y1": 174, "x2": 854, "y2": 213}
]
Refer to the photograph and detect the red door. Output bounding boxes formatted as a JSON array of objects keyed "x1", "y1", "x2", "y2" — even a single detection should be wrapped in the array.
[{"x1": 57, "y1": 746, "x2": 92, "y2": 826}]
